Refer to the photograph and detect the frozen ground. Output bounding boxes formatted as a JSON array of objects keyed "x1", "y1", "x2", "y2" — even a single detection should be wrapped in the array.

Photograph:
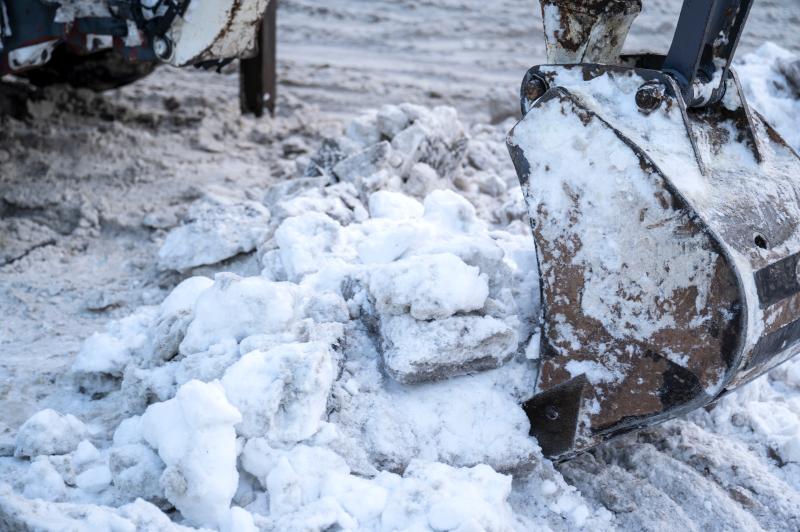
[{"x1": 1, "y1": 0, "x2": 800, "y2": 530}]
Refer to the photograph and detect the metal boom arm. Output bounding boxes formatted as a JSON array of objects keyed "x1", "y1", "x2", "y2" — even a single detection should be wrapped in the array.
[{"x1": 663, "y1": 0, "x2": 755, "y2": 107}]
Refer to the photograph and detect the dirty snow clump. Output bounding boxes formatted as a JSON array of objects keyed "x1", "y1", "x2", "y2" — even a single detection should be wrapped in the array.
[
  {"x1": 141, "y1": 379, "x2": 241, "y2": 528},
  {"x1": 158, "y1": 194, "x2": 271, "y2": 272},
  {"x1": 14, "y1": 409, "x2": 89, "y2": 459}
]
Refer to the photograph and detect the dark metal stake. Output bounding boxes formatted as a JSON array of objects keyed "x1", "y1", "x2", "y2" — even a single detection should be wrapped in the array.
[{"x1": 240, "y1": 0, "x2": 277, "y2": 117}]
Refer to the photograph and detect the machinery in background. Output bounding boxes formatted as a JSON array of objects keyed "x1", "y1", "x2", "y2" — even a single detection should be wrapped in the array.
[{"x1": 0, "y1": 0, "x2": 276, "y2": 116}]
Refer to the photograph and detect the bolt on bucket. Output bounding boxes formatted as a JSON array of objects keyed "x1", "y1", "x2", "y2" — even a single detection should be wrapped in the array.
[{"x1": 509, "y1": 0, "x2": 800, "y2": 459}]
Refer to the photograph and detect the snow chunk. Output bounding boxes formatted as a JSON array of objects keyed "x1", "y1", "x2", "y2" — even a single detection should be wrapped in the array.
[
  {"x1": 0, "y1": 484, "x2": 196, "y2": 531},
  {"x1": 14, "y1": 409, "x2": 89, "y2": 458},
  {"x1": 376, "y1": 104, "x2": 412, "y2": 138},
  {"x1": 113, "y1": 416, "x2": 144, "y2": 446},
  {"x1": 73, "y1": 333, "x2": 129, "y2": 377},
  {"x1": 332, "y1": 141, "x2": 398, "y2": 193},
  {"x1": 271, "y1": 182, "x2": 368, "y2": 227},
  {"x1": 180, "y1": 273, "x2": 300, "y2": 355},
  {"x1": 108, "y1": 443, "x2": 165, "y2": 503},
  {"x1": 351, "y1": 354, "x2": 539, "y2": 472},
  {"x1": 22, "y1": 457, "x2": 67, "y2": 502},
  {"x1": 344, "y1": 111, "x2": 382, "y2": 148},
  {"x1": 423, "y1": 189, "x2": 482, "y2": 233},
  {"x1": 72, "y1": 308, "x2": 154, "y2": 378},
  {"x1": 72, "y1": 440, "x2": 101, "y2": 469},
  {"x1": 75, "y1": 465, "x2": 112, "y2": 493},
  {"x1": 368, "y1": 253, "x2": 489, "y2": 321},
  {"x1": 273, "y1": 212, "x2": 344, "y2": 282},
  {"x1": 158, "y1": 196, "x2": 270, "y2": 272},
  {"x1": 381, "y1": 314, "x2": 517, "y2": 383},
  {"x1": 368, "y1": 190, "x2": 424, "y2": 220},
  {"x1": 379, "y1": 460, "x2": 517, "y2": 531},
  {"x1": 144, "y1": 277, "x2": 214, "y2": 366},
  {"x1": 390, "y1": 105, "x2": 469, "y2": 179},
  {"x1": 240, "y1": 442, "x2": 387, "y2": 529},
  {"x1": 221, "y1": 506, "x2": 258, "y2": 532},
  {"x1": 221, "y1": 342, "x2": 335, "y2": 441},
  {"x1": 239, "y1": 442, "x2": 356, "y2": 523},
  {"x1": 141, "y1": 380, "x2": 241, "y2": 528},
  {"x1": 355, "y1": 222, "x2": 422, "y2": 264},
  {"x1": 265, "y1": 445, "x2": 350, "y2": 516},
  {"x1": 158, "y1": 276, "x2": 213, "y2": 317}
]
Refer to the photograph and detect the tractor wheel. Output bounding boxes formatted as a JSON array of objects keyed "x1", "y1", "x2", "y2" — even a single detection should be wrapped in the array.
[{"x1": 21, "y1": 47, "x2": 157, "y2": 92}]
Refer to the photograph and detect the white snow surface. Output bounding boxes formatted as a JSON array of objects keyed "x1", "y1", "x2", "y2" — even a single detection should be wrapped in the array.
[{"x1": 1, "y1": 3, "x2": 799, "y2": 531}]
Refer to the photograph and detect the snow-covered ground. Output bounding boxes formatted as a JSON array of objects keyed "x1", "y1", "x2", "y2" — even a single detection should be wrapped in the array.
[{"x1": 1, "y1": 1, "x2": 800, "y2": 530}]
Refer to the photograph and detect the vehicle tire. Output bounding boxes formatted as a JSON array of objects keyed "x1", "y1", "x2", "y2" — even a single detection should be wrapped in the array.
[{"x1": 20, "y1": 46, "x2": 157, "y2": 92}]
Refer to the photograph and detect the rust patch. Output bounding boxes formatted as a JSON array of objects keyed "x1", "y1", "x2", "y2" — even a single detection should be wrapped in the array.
[{"x1": 540, "y1": 0, "x2": 642, "y2": 63}]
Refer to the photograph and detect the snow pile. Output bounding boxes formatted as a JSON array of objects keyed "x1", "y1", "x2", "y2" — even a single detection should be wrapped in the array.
[
  {"x1": 737, "y1": 43, "x2": 800, "y2": 152},
  {"x1": 0, "y1": 103, "x2": 611, "y2": 530}
]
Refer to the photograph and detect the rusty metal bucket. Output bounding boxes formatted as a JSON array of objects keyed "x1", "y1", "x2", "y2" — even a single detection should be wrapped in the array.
[{"x1": 507, "y1": 57, "x2": 800, "y2": 459}]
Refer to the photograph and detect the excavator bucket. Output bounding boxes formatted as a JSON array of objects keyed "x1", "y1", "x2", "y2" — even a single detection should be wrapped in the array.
[{"x1": 509, "y1": 0, "x2": 800, "y2": 459}]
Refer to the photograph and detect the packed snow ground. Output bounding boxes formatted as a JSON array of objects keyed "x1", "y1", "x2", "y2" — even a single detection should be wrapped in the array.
[{"x1": 2, "y1": 1, "x2": 800, "y2": 531}]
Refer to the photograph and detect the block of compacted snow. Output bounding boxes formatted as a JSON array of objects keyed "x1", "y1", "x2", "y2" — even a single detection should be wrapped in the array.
[
  {"x1": 390, "y1": 123, "x2": 428, "y2": 175},
  {"x1": 376, "y1": 105, "x2": 412, "y2": 139},
  {"x1": 378, "y1": 460, "x2": 517, "y2": 531},
  {"x1": 368, "y1": 253, "x2": 489, "y2": 321},
  {"x1": 344, "y1": 112, "x2": 382, "y2": 148},
  {"x1": 14, "y1": 409, "x2": 90, "y2": 458},
  {"x1": 332, "y1": 141, "x2": 396, "y2": 185},
  {"x1": 355, "y1": 223, "x2": 422, "y2": 264},
  {"x1": 141, "y1": 380, "x2": 241, "y2": 529},
  {"x1": 75, "y1": 465, "x2": 112, "y2": 493},
  {"x1": 221, "y1": 506, "x2": 259, "y2": 532},
  {"x1": 71, "y1": 308, "x2": 157, "y2": 396},
  {"x1": 221, "y1": 342, "x2": 335, "y2": 442},
  {"x1": 146, "y1": 276, "x2": 214, "y2": 364},
  {"x1": 423, "y1": 188, "x2": 482, "y2": 233},
  {"x1": 272, "y1": 187, "x2": 365, "y2": 228},
  {"x1": 0, "y1": 484, "x2": 194, "y2": 530},
  {"x1": 273, "y1": 212, "x2": 343, "y2": 282},
  {"x1": 239, "y1": 441, "x2": 383, "y2": 529},
  {"x1": 21, "y1": 457, "x2": 67, "y2": 502},
  {"x1": 72, "y1": 440, "x2": 101, "y2": 469},
  {"x1": 109, "y1": 443, "x2": 165, "y2": 503},
  {"x1": 390, "y1": 105, "x2": 469, "y2": 178},
  {"x1": 179, "y1": 273, "x2": 300, "y2": 355},
  {"x1": 157, "y1": 197, "x2": 270, "y2": 272},
  {"x1": 73, "y1": 332, "x2": 131, "y2": 378},
  {"x1": 380, "y1": 314, "x2": 518, "y2": 383},
  {"x1": 367, "y1": 190, "x2": 424, "y2": 220}
]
